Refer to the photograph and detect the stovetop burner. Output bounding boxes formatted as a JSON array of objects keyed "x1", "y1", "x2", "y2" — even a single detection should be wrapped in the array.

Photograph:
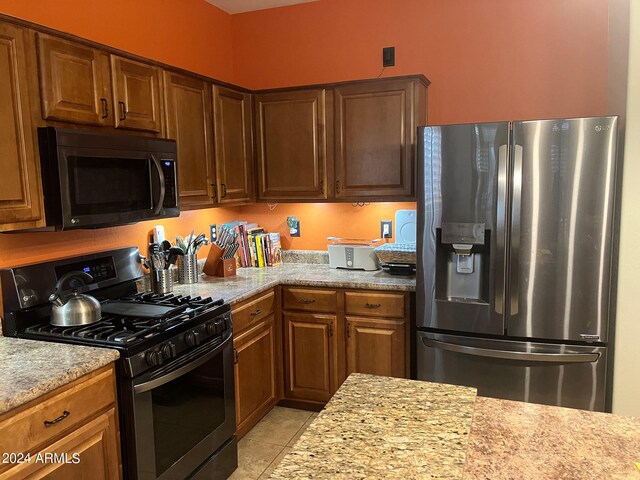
[{"x1": 24, "y1": 293, "x2": 225, "y2": 348}]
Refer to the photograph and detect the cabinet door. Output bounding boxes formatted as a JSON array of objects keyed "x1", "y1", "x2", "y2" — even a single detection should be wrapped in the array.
[
  {"x1": 255, "y1": 89, "x2": 328, "y2": 201},
  {"x1": 234, "y1": 317, "x2": 277, "y2": 438},
  {"x1": 334, "y1": 78, "x2": 423, "y2": 199},
  {"x1": 164, "y1": 71, "x2": 216, "y2": 209},
  {"x1": 284, "y1": 312, "x2": 337, "y2": 402},
  {"x1": 36, "y1": 33, "x2": 111, "y2": 126},
  {"x1": 213, "y1": 85, "x2": 254, "y2": 204},
  {"x1": 0, "y1": 23, "x2": 43, "y2": 230},
  {"x1": 111, "y1": 55, "x2": 163, "y2": 132},
  {"x1": 346, "y1": 316, "x2": 406, "y2": 378},
  {"x1": 0, "y1": 408, "x2": 120, "y2": 480}
]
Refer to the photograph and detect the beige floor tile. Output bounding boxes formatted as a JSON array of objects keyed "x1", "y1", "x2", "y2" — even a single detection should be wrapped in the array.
[
  {"x1": 228, "y1": 438, "x2": 284, "y2": 480},
  {"x1": 258, "y1": 447, "x2": 292, "y2": 479},
  {"x1": 286, "y1": 413, "x2": 318, "y2": 447},
  {"x1": 244, "y1": 407, "x2": 313, "y2": 446}
]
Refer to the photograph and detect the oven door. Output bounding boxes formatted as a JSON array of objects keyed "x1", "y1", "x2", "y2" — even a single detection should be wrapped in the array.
[
  {"x1": 129, "y1": 334, "x2": 236, "y2": 480},
  {"x1": 54, "y1": 146, "x2": 169, "y2": 229}
]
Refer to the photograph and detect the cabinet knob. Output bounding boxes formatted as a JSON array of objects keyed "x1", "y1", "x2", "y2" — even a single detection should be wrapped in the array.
[
  {"x1": 365, "y1": 303, "x2": 381, "y2": 309},
  {"x1": 298, "y1": 298, "x2": 316, "y2": 304},
  {"x1": 250, "y1": 309, "x2": 262, "y2": 316},
  {"x1": 221, "y1": 183, "x2": 228, "y2": 198}
]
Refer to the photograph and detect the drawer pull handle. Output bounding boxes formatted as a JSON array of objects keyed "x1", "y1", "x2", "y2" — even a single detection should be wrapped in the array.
[
  {"x1": 298, "y1": 298, "x2": 316, "y2": 304},
  {"x1": 44, "y1": 410, "x2": 70, "y2": 427},
  {"x1": 250, "y1": 309, "x2": 262, "y2": 316},
  {"x1": 365, "y1": 303, "x2": 381, "y2": 309}
]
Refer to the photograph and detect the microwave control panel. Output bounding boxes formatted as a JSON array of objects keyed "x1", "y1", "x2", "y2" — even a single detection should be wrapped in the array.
[{"x1": 160, "y1": 160, "x2": 178, "y2": 208}]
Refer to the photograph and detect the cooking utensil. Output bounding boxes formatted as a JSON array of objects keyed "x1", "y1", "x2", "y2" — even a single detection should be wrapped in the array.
[
  {"x1": 49, "y1": 271, "x2": 102, "y2": 326},
  {"x1": 161, "y1": 240, "x2": 172, "y2": 252}
]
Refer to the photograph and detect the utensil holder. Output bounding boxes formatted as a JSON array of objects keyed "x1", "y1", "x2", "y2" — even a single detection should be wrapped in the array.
[
  {"x1": 150, "y1": 269, "x2": 173, "y2": 294},
  {"x1": 203, "y1": 244, "x2": 224, "y2": 276},
  {"x1": 177, "y1": 253, "x2": 199, "y2": 284}
]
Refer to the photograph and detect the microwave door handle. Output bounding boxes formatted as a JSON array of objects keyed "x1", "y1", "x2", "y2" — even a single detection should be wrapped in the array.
[{"x1": 150, "y1": 155, "x2": 165, "y2": 215}]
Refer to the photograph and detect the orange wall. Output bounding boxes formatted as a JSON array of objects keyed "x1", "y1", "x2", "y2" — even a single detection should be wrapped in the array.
[
  {"x1": 235, "y1": 202, "x2": 417, "y2": 250},
  {"x1": 231, "y1": 0, "x2": 610, "y2": 125},
  {"x1": 0, "y1": 0, "x2": 234, "y2": 81}
]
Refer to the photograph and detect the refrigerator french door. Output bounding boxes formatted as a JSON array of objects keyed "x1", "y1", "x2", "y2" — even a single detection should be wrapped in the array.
[{"x1": 416, "y1": 117, "x2": 618, "y2": 411}]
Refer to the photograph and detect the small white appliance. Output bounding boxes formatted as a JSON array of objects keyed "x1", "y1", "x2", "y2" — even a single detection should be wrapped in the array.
[{"x1": 327, "y1": 238, "x2": 382, "y2": 271}]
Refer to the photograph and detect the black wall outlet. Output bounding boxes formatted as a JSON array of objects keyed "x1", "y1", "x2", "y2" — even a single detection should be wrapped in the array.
[{"x1": 383, "y1": 46, "x2": 395, "y2": 67}]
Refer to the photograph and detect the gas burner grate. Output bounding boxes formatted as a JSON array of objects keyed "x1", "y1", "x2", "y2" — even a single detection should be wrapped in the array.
[{"x1": 24, "y1": 294, "x2": 224, "y2": 346}]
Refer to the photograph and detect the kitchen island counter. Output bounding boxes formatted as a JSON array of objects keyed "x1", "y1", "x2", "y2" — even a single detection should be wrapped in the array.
[
  {"x1": 172, "y1": 262, "x2": 415, "y2": 305},
  {"x1": 270, "y1": 373, "x2": 477, "y2": 479},
  {"x1": 269, "y1": 374, "x2": 640, "y2": 479},
  {"x1": 0, "y1": 337, "x2": 119, "y2": 415}
]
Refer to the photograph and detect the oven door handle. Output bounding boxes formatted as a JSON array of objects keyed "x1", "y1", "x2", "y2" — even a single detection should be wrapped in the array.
[
  {"x1": 150, "y1": 154, "x2": 166, "y2": 216},
  {"x1": 134, "y1": 334, "x2": 231, "y2": 394}
]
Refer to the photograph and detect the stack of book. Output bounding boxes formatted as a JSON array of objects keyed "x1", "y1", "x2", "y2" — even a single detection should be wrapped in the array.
[{"x1": 219, "y1": 222, "x2": 282, "y2": 268}]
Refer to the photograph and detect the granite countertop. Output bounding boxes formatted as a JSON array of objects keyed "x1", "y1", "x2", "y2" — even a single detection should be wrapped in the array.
[
  {"x1": 464, "y1": 396, "x2": 640, "y2": 479},
  {"x1": 0, "y1": 337, "x2": 119, "y2": 415},
  {"x1": 270, "y1": 373, "x2": 640, "y2": 479},
  {"x1": 172, "y1": 263, "x2": 416, "y2": 305},
  {"x1": 270, "y1": 373, "x2": 478, "y2": 479}
]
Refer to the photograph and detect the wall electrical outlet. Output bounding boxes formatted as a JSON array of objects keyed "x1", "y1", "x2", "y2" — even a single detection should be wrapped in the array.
[
  {"x1": 210, "y1": 224, "x2": 217, "y2": 243},
  {"x1": 381, "y1": 220, "x2": 392, "y2": 238}
]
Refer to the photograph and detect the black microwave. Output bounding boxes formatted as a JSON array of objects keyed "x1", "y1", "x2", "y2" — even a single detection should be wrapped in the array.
[{"x1": 38, "y1": 127, "x2": 179, "y2": 230}]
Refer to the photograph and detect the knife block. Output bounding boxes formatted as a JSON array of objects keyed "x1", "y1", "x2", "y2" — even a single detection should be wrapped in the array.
[
  {"x1": 215, "y1": 258, "x2": 236, "y2": 277},
  {"x1": 203, "y1": 245, "x2": 237, "y2": 277},
  {"x1": 203, "y1": 244, "x2": 223, "y2": 276}
]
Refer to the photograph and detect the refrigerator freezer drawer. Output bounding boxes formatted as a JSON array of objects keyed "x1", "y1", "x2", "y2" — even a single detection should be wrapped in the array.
[{"x1": 417, "y1": 331, "x2": 607, "y2": 411}]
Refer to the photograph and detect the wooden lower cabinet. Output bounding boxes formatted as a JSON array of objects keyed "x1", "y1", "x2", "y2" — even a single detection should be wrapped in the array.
[
  {"x1": 346, "y1": 316, "x2": 406, "y2": 378},
  {"x1": 283, "y1": 312, "x2": 338, "y2": 403},
  {"x1": 234, "y1": 316, "x2": 277, "y2": 439},
  {"x1": 282, "y1": 288, "x2": 409, "y2": 406},
  {"x1": 0, "y1": 365, "x2": 121, "y2": 479}
]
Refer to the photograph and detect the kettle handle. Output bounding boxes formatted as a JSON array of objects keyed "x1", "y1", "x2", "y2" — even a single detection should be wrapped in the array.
[{"x1": 49, "y1": 271, "x2": 94, "y2": 306}]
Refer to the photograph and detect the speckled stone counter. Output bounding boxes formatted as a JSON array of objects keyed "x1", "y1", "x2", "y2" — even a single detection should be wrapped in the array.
[
  {"x1": 270, "y1": 374, "x2": 477, "y2": 479},
  {"x1": 172, "y1": 263, "x2": 415, "y2": 305},
  {"x1": 0, "y1": 337, "x2": 119, "y2": 415},
  {"x1": 463, "y1": 396, "x2": 640, "y2": 480}
]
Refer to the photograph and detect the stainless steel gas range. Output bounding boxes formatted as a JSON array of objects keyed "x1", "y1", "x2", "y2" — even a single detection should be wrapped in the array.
[{"x1": 1, "y1": 247, "x2": 237, "y2": 479}]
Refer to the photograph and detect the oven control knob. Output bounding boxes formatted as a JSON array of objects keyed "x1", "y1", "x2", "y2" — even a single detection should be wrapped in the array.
[
  {"x1": 161, "y1": 342, "x2": 176, "y2": 359},
  {"x1": 145, "y1": 351, "x2": 161, "y2": 367},
  {"x1": 184, "y1": 331, "x2": 200, "y2": 347},
  {"x1": 206, "y1": 322, "x2": 216, "y2": 335}
]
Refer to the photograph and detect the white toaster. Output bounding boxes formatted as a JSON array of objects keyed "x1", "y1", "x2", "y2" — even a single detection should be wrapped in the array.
[{"x1": 327, "y1": 238, "x2": 381, "y2": 271}]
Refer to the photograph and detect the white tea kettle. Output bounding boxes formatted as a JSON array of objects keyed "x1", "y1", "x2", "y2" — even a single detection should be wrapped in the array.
[{"x1": 49, "y1": 271, "x2": 102, "y2": 327}]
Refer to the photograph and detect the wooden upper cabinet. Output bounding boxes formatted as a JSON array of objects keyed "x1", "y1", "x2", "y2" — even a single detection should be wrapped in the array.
[
  {"x1": 111, "y1": 55, "x2": 163, "y2": 132},
  {"x1": 255, "y1": 89, "x2": 329, "y2": 201},
  {"x1": 0, "y1": 23, "x2": 44, "y2": 230},
  {"x1": 164, "y1": 71, "x2": 216, "y2": 209},
  {"x1": 213, "y1": 85, "x2": 254, "y2": 204},
  {"x1": 334, "y1": 77, "x2": 427, "y2": 200},
  {"x1": 36, "y1": 33, "x2": 111, "y2": 126}
]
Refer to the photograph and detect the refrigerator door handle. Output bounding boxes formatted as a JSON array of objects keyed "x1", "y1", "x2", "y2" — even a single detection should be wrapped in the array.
[
  {"x1": 421, "y1": 337, "x2": 600, "y2": 363},
  {"x1": 509, "y1": 144, "x2": 524, "y2": 317},
  {"x1": 495, "y1": 144, "x2": 509, "y2": 316}
]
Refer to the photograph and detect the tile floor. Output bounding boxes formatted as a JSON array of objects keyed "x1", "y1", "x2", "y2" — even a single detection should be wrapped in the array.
[{"x1": 229, "y1": 407, "x2": 318, "y2": 480}]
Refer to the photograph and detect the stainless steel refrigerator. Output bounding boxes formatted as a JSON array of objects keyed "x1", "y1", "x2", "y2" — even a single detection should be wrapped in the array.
[{"x1": 416, "y1": 117, "x2": 618, "y2": 411}]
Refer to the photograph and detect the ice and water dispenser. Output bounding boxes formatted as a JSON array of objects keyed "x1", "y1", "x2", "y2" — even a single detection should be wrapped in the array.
[{"x1": 436, "y1": 222, "x2": 489, "y2": 304}]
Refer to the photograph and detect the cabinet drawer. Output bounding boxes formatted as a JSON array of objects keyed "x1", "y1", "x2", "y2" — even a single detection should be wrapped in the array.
[
  {"x1": 282, "y1": 287, "x2": 337, "y2": 313},
  {"x1": 232, "y1": 290, "x2": 275, "y2": 335},
  {"x1": 0, "y1": 367, "x2": 116, "y2": 456},
  {"x1": 345, "y1": 291, "x2": 405, "y2": 318}
]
